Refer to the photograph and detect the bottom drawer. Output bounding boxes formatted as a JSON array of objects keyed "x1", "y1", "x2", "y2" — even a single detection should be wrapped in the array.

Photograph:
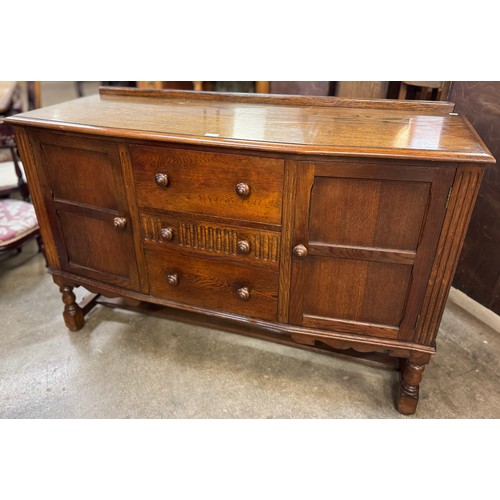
[{"x1": 145, "y1": 249, "x2": 279, "y2": 321}]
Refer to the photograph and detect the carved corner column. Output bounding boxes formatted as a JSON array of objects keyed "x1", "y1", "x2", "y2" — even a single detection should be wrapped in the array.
[{"x1": 60, "y1": 285, "x2": 85, "y2": 331}]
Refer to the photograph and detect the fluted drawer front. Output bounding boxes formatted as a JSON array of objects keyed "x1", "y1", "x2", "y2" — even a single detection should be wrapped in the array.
[
  {"x1": 140, "y1": 213, "x2": 280, "y2": 269},
  {"x1": 130, "y1": 144, "x2": 284, "y2": 224},
  {"x1": 145, "y1": 248, "x2": 279, "y2": 321}
]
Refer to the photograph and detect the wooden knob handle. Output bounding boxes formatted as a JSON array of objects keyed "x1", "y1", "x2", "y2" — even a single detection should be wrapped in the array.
[
  {"x1": 155, "y1": 173, "x2": 169, "y2": 187},
  {"x1": 237, "y1": 240, "x2": 250, "y2": 254},
  {"x1": 113, "y1": 217, "x2": 127, "y2": 230},
  {"x1": 235, "y1": 182, "x2": 250, "y2": 198},
  {"x1": 237, "y1": 287, "x2": 250, "y2": 301},
  {"x1": 161, "y1": 227, "x2": 174, "y2": 241},
  {"x1": 167, "y1": 272, "x2": 179, "y2": 287},
  {"x1": 293, "y1": 244, "x2": 308, "y2": 258}
]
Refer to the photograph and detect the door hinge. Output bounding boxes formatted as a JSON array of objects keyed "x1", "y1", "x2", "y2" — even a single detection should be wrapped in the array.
[{"x1": 445, "y1": 186, "x2": 453, "y2": 208}]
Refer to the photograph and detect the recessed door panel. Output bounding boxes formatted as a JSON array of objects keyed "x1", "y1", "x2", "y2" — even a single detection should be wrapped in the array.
[
  {"x1": 42, "y1": 142, "x2": 120, "y2": 210},
  {"x1": 303, "y1": 256, "x2": 412, "y2": 327},
  {"x1": 58, "y1": 211, "x2": 132, "y2": 280},
  {"x1": 309, "y1": 177, "x2": 430, "y2": 250}
]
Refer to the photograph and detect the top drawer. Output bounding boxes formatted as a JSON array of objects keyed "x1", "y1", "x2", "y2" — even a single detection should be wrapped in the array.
[{"x1": 129, "y1": 145, "x2": 284, "y2": 225}]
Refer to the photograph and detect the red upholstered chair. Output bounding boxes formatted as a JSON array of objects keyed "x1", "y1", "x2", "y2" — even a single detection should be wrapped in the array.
[
  {"x1": 0, "y1": 198, "x2": 42, "y2": 255},
  {"x1": 0, "y1": 82, "x2": 43, "y2": 257}
]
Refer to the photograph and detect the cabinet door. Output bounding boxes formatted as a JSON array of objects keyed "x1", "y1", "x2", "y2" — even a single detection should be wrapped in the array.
[
  {"x1": 33, "y1": 131, "x2": 140, "y2": 290},
  {"x1": 289, "y1": 161, "x2": 455, "y2": 341}
]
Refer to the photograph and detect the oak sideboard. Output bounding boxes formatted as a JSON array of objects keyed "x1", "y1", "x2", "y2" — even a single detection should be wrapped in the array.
[{"x1": 7, "y1": 87, "x2": 495, "y2": 414}]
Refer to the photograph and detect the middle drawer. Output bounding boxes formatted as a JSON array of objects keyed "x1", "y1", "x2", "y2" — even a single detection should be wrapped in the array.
[
  {"x1": 145, "y1": 248, "x2": 279, "y2": 321},
  {"x1": 140, "y1": 212, "x2": 280, "y2": 270}
]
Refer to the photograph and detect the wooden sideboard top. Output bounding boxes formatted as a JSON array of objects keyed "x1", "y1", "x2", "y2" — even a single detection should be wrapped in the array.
[{"x1": 7, "y1": 87, "x2": 495, "y2": 163}]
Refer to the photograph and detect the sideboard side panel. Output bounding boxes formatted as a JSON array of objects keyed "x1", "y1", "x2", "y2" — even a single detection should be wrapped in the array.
[
  {"x1": 13, "y1": 126, "x2": 60, "y2": 270},
  {"x1": 416, "y1": 164, "x2": 485, "y2": 345}
]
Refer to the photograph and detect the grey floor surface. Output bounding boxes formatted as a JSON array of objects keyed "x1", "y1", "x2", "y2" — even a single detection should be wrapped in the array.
[{"x1": 1, "y1": 241, "x2": 499, "y2": 418}]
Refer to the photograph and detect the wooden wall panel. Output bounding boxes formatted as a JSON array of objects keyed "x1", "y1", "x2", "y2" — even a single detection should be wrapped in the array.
[{"x1": 449, "y1": 82, "x2": 500, "y2": 314}]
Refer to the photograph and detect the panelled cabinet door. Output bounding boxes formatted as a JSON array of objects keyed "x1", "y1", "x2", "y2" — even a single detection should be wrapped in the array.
[
  {"x1": 31, "y1": 131, "x2": 140, "y2": 290},
  {"x1": 289, "y1": 160, "x2": 456, "y2": 341}
]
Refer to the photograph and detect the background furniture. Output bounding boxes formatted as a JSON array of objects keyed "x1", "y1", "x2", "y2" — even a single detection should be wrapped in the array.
[
  {"x1": 267, "y1": 81, "x2": 452, "y2": 100},
  {"x1": 0, "y1": 122, "x2": 29, "y2": 202},
  {"x1": 136, "y1": 81, "x2": 270, "y2": 93},
  {"x1": 0, "y1": 82, "x2": 18, "y2": 113},
  {"x1": 0, "y1": 81, "x2": 42, "y2": 256},
  {"x1": 398, "y1": 81, "x2": 451, "y2": 101},
  {"x1": 81, "y1": 81, "x2": 453, "y2": 101},
  {"x1": 334, "y1": 81, "x2": 389, "y2": 98},
  {"x1": 8, "y1": 88, "x2": 493, "y2": 415}
]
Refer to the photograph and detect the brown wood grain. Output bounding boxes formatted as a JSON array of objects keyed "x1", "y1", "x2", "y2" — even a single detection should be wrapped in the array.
[
  {"x1": 118, "y1": 143, "x2": 150, "y2": 293},
  {"x1": 28, "y1": 130, "x2": 141, "y2": 290},
  {"x1": 145, "y1": 248, "x2": 279, "y2": 322},
  {"x1": 6, "y1": 89, "x2": 494, "y2": 163},
  {"x1": 302, "y1": 257, "x2": 413, "y2": 329},
  {"x1": 98, "y1": 86, "x2": 452, "y2": 112},
  {"x1": 308, "y1": 175, "x2": 431, "y2": 250},
  {"x1": 309, "y1": 243, "x2": 416, "y2": 265},
  {"x1": 277, "y1": 160, "x2": 298, "y2": 323},
  {"x1": 396, "y1": 167, "x2": 456, "y2": 340},
  {"x1": 417, "y1": 164, "x2": 484, "y2": 345},
  {"x1": 39, "y1": 136, "x2": 120, "y2": 210},
  {"x1": 302, "y1": 314, "x2": 399, "y2": 339},
  {"x1": 288, "y1": 162, "x2": 315, "y2": 325},
  {"x1": 57, "y1": 211, "x2": 132, "y2": 285},
  {"x1": 140, "y1": 211, "x2": 280, "y2": 269},
  {"x1": 12, "y1": 126, "x2": 60, "y2": 269},
  {"x1": 289, "y1": 160, "x2": 454, "y2": 342},
  {"x1": 129, "y1": 144, "x2": 284, "y2": 225}
]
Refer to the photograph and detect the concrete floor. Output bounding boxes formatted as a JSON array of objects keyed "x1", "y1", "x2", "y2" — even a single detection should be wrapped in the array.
[{"x1": 1, "y1": 241, "x2": 499, "y2": 418}]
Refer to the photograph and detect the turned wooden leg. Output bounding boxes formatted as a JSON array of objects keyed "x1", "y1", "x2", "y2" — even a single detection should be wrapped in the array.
[
  {"x1": 60, "y1": 285, "x2": 85, "y2": 331},
  {"x1": 397, "y1": 354, "x2": 430, "y2": 415}
]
